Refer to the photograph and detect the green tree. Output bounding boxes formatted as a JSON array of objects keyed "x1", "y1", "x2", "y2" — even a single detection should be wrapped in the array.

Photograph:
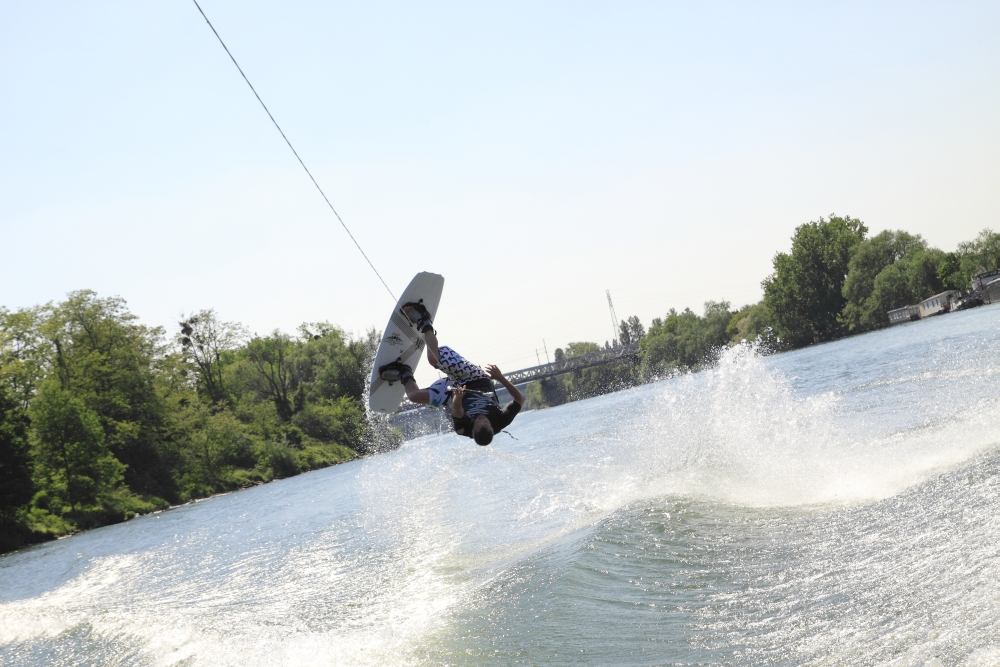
[
  {"x1": 843, "y1": 242, "x2": 948, "y2": 332},
  {"x1": 726, "y1": 302, "x2": 774, "y2": 346},
  {"x1": 937, "y1": 252, "x2": 966, "y2": 291},
  {"x1": 904, "y1": 248, "x2": 946, "y2": 298},
  {"x1": 957, "y1": 228, "x2": 1000, "y2": 276},
  {"x1": 618, "y1": 320, "x2": 631, "y2": 345},
  {"x1": 526, "y1": 339, "x2": 641, "y2": 407},
  {"x1": 242, "y1": 332, "x2": 297, "y2": 423},
  {"x1": 41, "y1": 291, "x2": 174, "y2": 501},
  {"x1": 169, "y1": 403, "x2": 256, "y2": 498},
  {"x1": 1, "y1": 291, "x2": 372, "y2": 553},
  {"x1": 701, "y1": 301, "x2": 733, "y2": 349},
  {"x1": 0, "y1": 385, "x2": 33, "y2": 518},
  {"x1": 864, "y1": 262, "x2": 913, "y2": 323},
  {"x1": 292, "y1": 324, "x2": 375, "y2": 405},
  {"x1": 762, "y1": 214, "x2": 868, "y2": 346},
  {"x1": 30, "y1": 382, "x2": 125, "y2": 513},
  {"x1": 640, "y1": 302, "x2": 735, "y2": 374},
  {"x1": 841, "y1": 230, "x2": 926, "y2": 332},
  {"x1": 564, "y1": 342, "x2": 601, "y2": 358},
  {"x1": 618, "y1": 316, "x2": 645, "y2": 345},
  {"x1": 0, "y1": 306, "x2": 49, "y2": 414},
  {"x1": 178, "y1": 310, "x2": 247, "y2": 407},
  {"x1": 525, "y1": 376, "x2": 569, "y2": 408},
  {"x1": 292, "y1": 396, "x2": 363, "y2": 446}
]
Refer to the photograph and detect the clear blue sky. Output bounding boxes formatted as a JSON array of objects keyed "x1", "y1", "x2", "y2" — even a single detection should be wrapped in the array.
[{"x1": 2, "y1": 1, "x2": 998, "y2": 383}]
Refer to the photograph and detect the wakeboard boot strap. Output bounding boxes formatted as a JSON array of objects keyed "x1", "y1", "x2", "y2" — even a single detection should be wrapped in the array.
[
  {"x1": 402, "y1": 301, "x2": 434, "y2": 334},
  {"x1": 379, "y1": 361, "x2": 414, "y2": 385}
]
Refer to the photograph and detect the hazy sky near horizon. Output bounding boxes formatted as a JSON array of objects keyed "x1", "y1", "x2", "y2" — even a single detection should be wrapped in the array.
[{"x1": 3, "y1": 1, "x2": 998, "y2": 384}]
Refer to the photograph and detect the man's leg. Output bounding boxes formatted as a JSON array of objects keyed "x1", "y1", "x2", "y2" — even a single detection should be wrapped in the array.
[
  {"x1": 401, "y1": 377, "x2": 452, "y2": 407},
  {"x1": 379, "y1": 365, "x2": 446, "y2": 406},
  {"x1": 423, "y1": 329, "x2": 440, "y2": 367},
  {"x1": 402, "y1": 379, "x2": 431, "y2": 404},
  {"x1": 402, "y1": 304, "x2": 440, "y2": 367}
]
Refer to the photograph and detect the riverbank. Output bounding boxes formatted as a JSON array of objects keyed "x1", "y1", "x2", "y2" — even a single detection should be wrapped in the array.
[
  {"x1": 0, "y1": 295, "x2": 386, "y2": 556},
  {"x1": 0, "y1": 442, "x2": 359, "y2": 556}
]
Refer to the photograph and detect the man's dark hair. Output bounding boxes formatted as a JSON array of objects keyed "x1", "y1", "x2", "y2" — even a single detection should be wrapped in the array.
[{"x1": 474, "y1": 427, "x2": 493, "y2": 446}]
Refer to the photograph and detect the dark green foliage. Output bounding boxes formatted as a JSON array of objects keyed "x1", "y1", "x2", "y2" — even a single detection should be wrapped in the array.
[
  {"x1": 526, "y1": 340, "x2": 641, "y2": 409},
  {"x1": 242, "y1": 333, "x2": 297, "y2": 422},
  {"x1": 841, "y1": 231, "x2": 928, "y2": 332},
  {"x1": 41, "y1": 291, "x2": 176, "y2": 501},
  {"x1": 937, "y1": 252, "x2": 967, "y2": 291},
  {"x1": 618, "y1": 316, "x2": 645, "y2": 345},
  {"x1": 840, "y1": 232, "x2": 951, "y2": 332},
  {"x1": 883, "y1": 249, "x2": 946, "y2": 309},
  {"x1": 293, "y1": 397, "x2": 363, "y2": 447},
  {"x1": 30, "y1": 381, "x2": 126, "y2": 513},
  {"x1": 177, "y1": 310, "x2": 246, "y2": 407},
  {"x1": 763, "y1": 215, "x2": 868, "y2": 346},
  {"x1": 569, "y1": 359, "x2": 639, "y2": 402},
  {"x1": 726, "y1": 302, "x2": 775, "y2": 346},
  {"x1": 957, "y1": 229, "x2": 1000, "y2": 276},
  {"x1": 641, "y1": 301, "x2": 734, "y2": 375},
  {"x1": 0, "y1": 306, "x2": 47, "y2": 413},
  {"x1": 526, "y1": 377, "x2": 569, "y2": 408},
  {"x1": 294, "y1": 324, "x2": 376, "y2": 404},
  {"x1": 0, "y1": 385, "x2": 33, "y2": 518},
  {"x1": 0, "y1": 294, "x2": 371, "y2": 554}
]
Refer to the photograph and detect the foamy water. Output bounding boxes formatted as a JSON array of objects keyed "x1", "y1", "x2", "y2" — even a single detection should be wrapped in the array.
[{"x1": 3, "y1": 305, "x2": 1000, "y2": 666}]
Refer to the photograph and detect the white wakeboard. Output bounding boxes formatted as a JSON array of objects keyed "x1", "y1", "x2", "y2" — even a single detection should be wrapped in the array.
[{"x1": 367, "y1": 272, "x2": 445, "y2": 413}]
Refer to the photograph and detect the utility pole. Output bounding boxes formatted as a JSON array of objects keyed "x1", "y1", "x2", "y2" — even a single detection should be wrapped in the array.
[
  {"x1": 535, "y1": 349, "x2": 541, "y2": 366},
  {"x1": 606, "y1": 290, "x2": 620, "y2": 346},
  {"x1": 543, "y1": 339, "x2": 550, "y2": 364}
]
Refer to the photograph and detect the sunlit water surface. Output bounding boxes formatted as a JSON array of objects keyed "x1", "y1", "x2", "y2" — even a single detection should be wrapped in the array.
[{"x1": 3, "y1": 306, "x2": 1000, "y2": 666}]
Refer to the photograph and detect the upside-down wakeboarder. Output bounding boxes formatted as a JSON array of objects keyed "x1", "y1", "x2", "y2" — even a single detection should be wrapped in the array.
[{"x1": 377, "y1": 303, "x2": 524, "y2": 445}]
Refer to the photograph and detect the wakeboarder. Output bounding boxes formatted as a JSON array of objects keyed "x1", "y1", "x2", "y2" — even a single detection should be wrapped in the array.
[{"x1": 378, "y1": 303, "x2": 524, "y2": 446}]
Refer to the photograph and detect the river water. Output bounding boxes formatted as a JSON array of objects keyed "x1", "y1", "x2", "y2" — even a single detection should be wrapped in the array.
[{"x1": 3, "y1": 305, "x2": 1000, "y2": 666}]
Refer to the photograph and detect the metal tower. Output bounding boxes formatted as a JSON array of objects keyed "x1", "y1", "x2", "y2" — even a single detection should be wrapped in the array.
[{"x1": 606, "y1": 290, "x2": 620, "y2": 346}]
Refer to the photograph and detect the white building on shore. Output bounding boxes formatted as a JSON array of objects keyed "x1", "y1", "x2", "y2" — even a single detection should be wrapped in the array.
[{"x1": 918, "y1": 291, "x2": 959, "y2": 318}]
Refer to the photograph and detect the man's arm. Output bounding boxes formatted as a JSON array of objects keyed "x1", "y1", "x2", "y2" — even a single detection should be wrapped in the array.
[
  {"x1": 486, "y1": 365, "x2": 525, "y2": 406},
  {"x1": 451, "y1": 387, "x2": 466, "y2": 418}
]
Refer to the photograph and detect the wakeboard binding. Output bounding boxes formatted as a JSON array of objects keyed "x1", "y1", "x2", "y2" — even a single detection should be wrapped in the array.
[
  {"x1": 378, "y1": 360, "x2": 414, "y2": 385},
  {"x1": 401, "y1": 300, "x2": 434, "y2": 335}
]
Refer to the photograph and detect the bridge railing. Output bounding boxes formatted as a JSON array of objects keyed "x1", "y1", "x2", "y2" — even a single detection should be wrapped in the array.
[{"x1": 503, "y1": 342, "x2": 640, "y2": 384}]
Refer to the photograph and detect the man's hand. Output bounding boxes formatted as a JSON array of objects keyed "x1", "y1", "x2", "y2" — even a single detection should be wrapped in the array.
[
  {"x1": 451, "y1": 387, "x2": 466, "y2": 418},
  {"x1": 486, "y1": 364, "x2": 525, "y2": 406}
]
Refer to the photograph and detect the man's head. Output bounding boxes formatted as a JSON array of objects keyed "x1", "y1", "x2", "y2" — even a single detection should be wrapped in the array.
[{"x1": 472, "y1": 414, "x2": 494, "y2": 446}]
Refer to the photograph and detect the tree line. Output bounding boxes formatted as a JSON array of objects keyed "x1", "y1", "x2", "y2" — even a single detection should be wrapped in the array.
[
  {"x1": 527, "y1": 218, "x2": 1000, "y2": 408},
  {"x1": 4, "y1": 218, "x2": 999, "y2": 551},
  {"x1": 0, "y1": 291, "x2": 390, "y2": 553}
]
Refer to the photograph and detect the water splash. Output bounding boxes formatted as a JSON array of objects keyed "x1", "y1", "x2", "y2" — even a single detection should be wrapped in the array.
[
  {"x1": 4, "y1": 308, "x2": 1000, "y2": 666},
  {"x1": 360, "y1": 344, "x2": 402, "y2": 455}
]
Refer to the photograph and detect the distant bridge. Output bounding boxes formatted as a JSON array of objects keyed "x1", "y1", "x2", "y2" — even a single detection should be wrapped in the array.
[
  {"x1": 502, "y1": 342, "x2": 641, "y2": 384},
  {"x1": 394, "y1": 342, "x2": 640, "y2": 413}
]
